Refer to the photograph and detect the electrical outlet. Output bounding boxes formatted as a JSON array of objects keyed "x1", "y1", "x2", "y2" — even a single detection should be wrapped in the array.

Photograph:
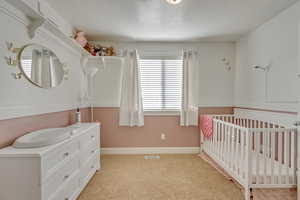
[{"x1": 161, "y1": 133, "x2": 166, "y2": 140}]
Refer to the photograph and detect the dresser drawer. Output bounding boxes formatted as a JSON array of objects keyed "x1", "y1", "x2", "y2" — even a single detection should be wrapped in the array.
[
  {"x1": 79, "y1": 127, "x2": 98, "y2": 149},
  {"x1": 49, "y1": 170, "x2": 80, "y2": 200},
  {"x1": 81, "y1": 150, "x2": 100, "y2": 187},
  {"x1": 80, "y1": 139, "x2": 98, "y2": 166},
  {"x1": 43, "y1": 140, "x2": 79, "y2": 176},
  {"x1": 43, "y1": 154, "x2": 80, "y2": 200}
]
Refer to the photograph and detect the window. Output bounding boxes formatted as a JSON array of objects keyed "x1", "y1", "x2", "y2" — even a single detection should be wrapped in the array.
[{"x1": 139, "y1": 57, "x2": 183, "y2": 112}]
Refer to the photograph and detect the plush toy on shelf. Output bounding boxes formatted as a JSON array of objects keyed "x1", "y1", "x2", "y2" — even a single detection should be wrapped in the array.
[
  {"x1": 74, "y1": 31, "x2": 88, "y2": 47},
  {"x1": 94, "y1": 45, "x2": 116, "y2": 56},
  {"x1": 84, "y1": 43, "x2": 96, "y2": 56},
  {"x1": 106, "y1": 47, "x2": 116, "y2": 56}
]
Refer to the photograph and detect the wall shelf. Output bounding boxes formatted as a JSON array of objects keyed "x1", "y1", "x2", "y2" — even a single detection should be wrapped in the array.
[
  {"x1": 85, "y1": 56, "x2": 125, "y2": 61},
  {"x1": 5, "y1": 0, "x2": 91, "y2": 57},
  {"x1": 82, "y1": 56, "x2": 125, "y2": 70}
]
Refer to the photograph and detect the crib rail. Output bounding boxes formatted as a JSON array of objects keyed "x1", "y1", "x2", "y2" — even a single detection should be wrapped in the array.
[
  {"x1": 201, "y1": 115, "x2": 297, "y2": 192},
  {"x1": 203, "y1": 118, "x2": 250, "y2": 186}
]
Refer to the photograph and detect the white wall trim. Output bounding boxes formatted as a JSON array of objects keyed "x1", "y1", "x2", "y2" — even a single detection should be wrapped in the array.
[
  {"x1": 101, "y1": 147, "x2": 200, "y2": 155},
  {"x1": 198, "y1": 104, "x2": 234, "y2": 107},
  {"x1": 92, "y1": 103, "x2": 120, "y2": 108}
]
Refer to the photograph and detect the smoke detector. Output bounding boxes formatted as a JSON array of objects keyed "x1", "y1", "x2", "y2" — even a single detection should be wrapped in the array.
[{"x1": 166, "y1": 0, "x2": 183, "y2": 5}]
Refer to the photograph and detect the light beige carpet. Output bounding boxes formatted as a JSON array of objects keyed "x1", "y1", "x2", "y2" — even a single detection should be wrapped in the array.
[{"x1": 77, "y1": 154, "x2": 244, "y2": 200}]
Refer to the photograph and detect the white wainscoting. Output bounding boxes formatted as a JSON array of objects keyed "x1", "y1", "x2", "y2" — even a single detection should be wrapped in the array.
[{"x1": 234, "y1": 108, "x2": 297, "y2": 127}]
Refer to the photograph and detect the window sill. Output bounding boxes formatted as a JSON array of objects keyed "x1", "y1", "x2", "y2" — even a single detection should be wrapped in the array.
[{"x1": 144, "y1": 111, "x2": 180, "y2": 116}]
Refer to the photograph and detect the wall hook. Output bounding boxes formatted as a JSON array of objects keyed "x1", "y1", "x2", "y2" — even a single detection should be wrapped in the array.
[
  {"x1": 11, "y1": 72, "x2": 22, "y2": 79},
  {"x1": 5, "y1": 41, "x2": 21, "y2": 53},
  {"x1": 4, "y1": 56, "x2": 17, "y2": 66},
  {"x1": 253, "y1": 64, "x2": 271, "y2": 72},
  {"x1": 221, "y1": 58, "x2": 231, "y2": 71}
]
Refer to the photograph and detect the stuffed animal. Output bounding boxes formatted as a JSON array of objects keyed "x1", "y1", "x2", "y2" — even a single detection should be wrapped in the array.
[
  {"x1": 74, "y1": 31, "x2": 87, "y2": 47},
  {"x1": 84, "y1": 43, "x2": 96, "y2": 56},
  {"x1": 106, "y1": 47, "x2": 116, "y2": 56}
]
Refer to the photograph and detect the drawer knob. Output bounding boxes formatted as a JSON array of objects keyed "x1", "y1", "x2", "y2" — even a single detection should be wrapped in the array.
[
  {"x1": 64, "y1": 175, "x2": 69, "y2": 180},
  {"x1": 64, "y1": 152, "x2": 69, "y2": 157},
  {"x1": 65, "y1": 198, "x2": 69, "y2": 200},
  {"x1": 91, "y1": 150, "x2": 95, "y2": 154},
  {"x1": 91, "y1": 165, "x2": 95, "y2": 169},
  {"x1": 91, "y1": 135, "x2": 95, "y2": 139}
]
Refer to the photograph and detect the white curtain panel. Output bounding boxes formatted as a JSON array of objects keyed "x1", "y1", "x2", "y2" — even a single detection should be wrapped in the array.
[
  {"x1": 180, "y1": 51, "x2": 199, "y2": 126},
  {"x1": 119, "y1": 50, "x2": 144, "y2": 127}
]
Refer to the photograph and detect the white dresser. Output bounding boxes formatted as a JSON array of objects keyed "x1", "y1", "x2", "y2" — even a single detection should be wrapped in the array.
[{"x1": 0, "y1": 123, "x2": 100, "y2": 200}]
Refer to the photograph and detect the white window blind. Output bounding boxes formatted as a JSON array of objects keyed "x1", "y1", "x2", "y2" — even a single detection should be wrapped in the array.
[{"x1": 139, "y1": 57, "x2": 183, "y2": 112}]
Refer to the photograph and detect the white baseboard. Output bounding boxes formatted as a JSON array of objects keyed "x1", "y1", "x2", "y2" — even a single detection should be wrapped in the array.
[{"x1": 101, "y1": 147, "x2": 200, "y2": 155}]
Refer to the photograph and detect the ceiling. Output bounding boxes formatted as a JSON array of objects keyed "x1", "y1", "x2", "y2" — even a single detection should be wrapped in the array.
[{"x1": 46, "y1": 0, "x2": 298, "y2": 42}]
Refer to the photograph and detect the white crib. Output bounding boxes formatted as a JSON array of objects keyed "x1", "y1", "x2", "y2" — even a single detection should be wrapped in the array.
[{"x1": 201, "y1": 115, "x2": 298, "y2": 200}]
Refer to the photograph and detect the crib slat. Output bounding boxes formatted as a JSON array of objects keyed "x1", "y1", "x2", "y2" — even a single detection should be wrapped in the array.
[
  {"x1": 223, "y1": 124, "x2": 227, "y2": 163},
  {"x1": 235, "y1": 128, "x2": 239, "y2": 173},
  {"x1": 263, "y1": 130, "x2": 267, "y2": 184},
  {"x1": 226, "y1": 126, "x2": 230, "y2": 166},
  {"x1": 213, "y1": 121, "x2": 217, "y2": 156},
  {"x1": 231, "y1": 127, "x2": 235, "y2": 170},
  {"x1": 220, "y1": 123, "x2": 223, "y2": 159},
  {"x1": 216, "y1": 122, "x2": 220, "y2": 158},
  {"x1": 266, "y1": 127, "x2": 270, "y2": 184},
  {"x1": 271, "y1": 130, "x2": 275, "y2": 184},
  {"x1": 213, "y1": 121, "x2": 216, "y2": 155},
  {"x1": 222, "y1": 123, "x2": 225, "y2": 161},
  {"x1": 294, "y1": 130, "x2": 297, "y2": 184},
  {"x1": 229, "y1": 126, "x2": 232, "y2": 169},
  {"x1": 215, "y1": 121, "x2": 218, "y2": 156},
  {"x1": 225, "y1": 125, "x2": 228, "y2": 162},
  {"x1": 291, "y1": 130, "x2": 296, "y2": 184},
  {"x1": 221, "y1": 122, "x2": 224, "y2": 160},
  {"x1": 255, "y1": 131, "x2": 260, "y2": 184},
  {"x1": 209, "y1": 121, "x2": 213, "y2": 155},
  {"x1": 223, "y1": 123, "x2": 226, "y2": 160},
  {"x1": 241, "y1": 129, "x2": 245, "y2": 177},
  {"x1": 284, "y1": 130, "x2": 289, "y2": 184},
  {"x1": 278, "y1": 131, "x2": 283, "y2": 184},
  {"x1": 220, "y1": 124, "x2": 224, "y2": 161},
  {"x1": 227, "y1": 125, "x2": 230, "y2": 167}
]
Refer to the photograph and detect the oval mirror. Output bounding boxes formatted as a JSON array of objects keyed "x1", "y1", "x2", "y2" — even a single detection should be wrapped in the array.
[{"x1": 18, "y1": 44, "x2": 65, "y2": 88}]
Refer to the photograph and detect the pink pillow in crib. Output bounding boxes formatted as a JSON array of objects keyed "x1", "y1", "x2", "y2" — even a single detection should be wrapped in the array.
[{"x1": 200, "y1": 115, "x2": 213, "y2": 139}]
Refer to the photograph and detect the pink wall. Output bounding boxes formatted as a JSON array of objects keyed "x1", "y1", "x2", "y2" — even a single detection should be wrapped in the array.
[
  {"x1": 0, "y1": 106, "x2": 234, "y2": 149},
  {"x1": 0, "y1": 108, "x2": 91, "y2": 148},
  {"x1": 94, "y1": 107, "x2": 233, "y2": 148}
]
